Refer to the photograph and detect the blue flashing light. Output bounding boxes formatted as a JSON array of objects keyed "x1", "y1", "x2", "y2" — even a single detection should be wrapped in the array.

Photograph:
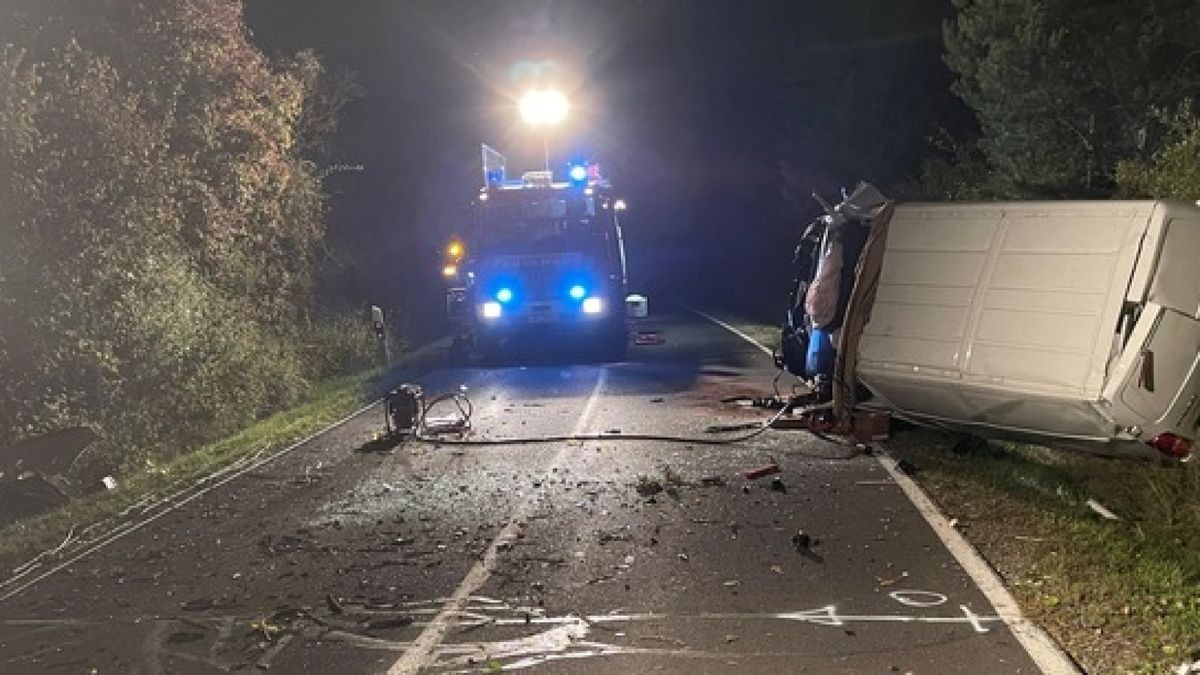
[
  {"x1": 568, "y1": 285, "x2": 587, "y2": 300},
  {"x1": 496, "y1": 287, "x2": 514, "y2": 303},
  {"x1": 567, "y1": 164, "x2": 588, "y2": 184}
]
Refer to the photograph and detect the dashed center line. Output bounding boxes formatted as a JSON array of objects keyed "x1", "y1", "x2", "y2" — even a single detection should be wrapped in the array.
[{"x1": 387, "y1": 367, "x2": 608, "y2": 674}]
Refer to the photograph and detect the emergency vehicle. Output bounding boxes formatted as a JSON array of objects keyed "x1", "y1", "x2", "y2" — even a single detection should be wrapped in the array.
[{"x1": 442, "y1": 145, "x2": 630, "y2": 360}]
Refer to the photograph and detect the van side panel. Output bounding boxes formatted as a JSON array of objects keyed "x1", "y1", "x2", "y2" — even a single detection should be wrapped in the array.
[
  {"x1": 858, "y1": 201, "x2": 1161, "y2": 449},
  {"x1": 967, "y1": 207, "x2": 1149, "y2": 397},
  {"x1": 861, "y1": 203, "x2": 1151, "y2": 395}
]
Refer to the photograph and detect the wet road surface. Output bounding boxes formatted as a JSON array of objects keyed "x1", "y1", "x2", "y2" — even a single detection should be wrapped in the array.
[{"x1": 0, "y1": 311, "x2": 1047, "y2": 673}]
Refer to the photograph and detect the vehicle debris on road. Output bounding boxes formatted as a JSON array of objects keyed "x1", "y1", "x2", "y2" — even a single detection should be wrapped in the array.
[{"x1": 744, "y1": 462, "x2": 781, "y2": 480}]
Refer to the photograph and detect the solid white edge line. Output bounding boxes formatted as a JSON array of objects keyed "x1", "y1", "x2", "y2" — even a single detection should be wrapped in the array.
[
  {"x1": 388, "y1": 368, "x2": 609, "y2": 674},
  {"x1": 690, "y1": 307, "x2": 1081, "y2": 675},
  {"x1": 0, "y1": 398, "x2": 383, "y2": 603},
  {"x1": 875, "y1": 449, "x2": 1081, "y2": 674},
  {"x1": 686, "y1": 306, "x2": 774, "y2": 357}
]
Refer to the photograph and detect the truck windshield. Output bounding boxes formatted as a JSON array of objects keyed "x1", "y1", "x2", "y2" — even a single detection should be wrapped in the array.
[{"x1": 478, "y1": 194, "x2": 610, "y2": 255}]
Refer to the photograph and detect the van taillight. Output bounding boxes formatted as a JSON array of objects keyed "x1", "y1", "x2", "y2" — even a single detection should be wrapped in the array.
[{"x1": 1147, "y1": 433, "x2": 1193, "y2": 459}]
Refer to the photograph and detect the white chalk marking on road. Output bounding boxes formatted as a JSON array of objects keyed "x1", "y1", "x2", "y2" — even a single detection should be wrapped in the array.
[
  {"x1": 692, "y1": 308, "x2": 1082, "y2": 675},
  {"x1": 889, "y1": 589, "x2": 948, "y2": 608},
  {"x1": 960, "y1": 604, "x2": 989, "y2": 634},
  {"x1": 388, "y1": 368, "x2": 609, "y2": 675},
  {"x1": 0, "y1": 399, "x2": 382, "y2": 603}
]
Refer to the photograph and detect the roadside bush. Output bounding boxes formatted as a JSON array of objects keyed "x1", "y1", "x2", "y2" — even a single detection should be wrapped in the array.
[
  {"x1": 0, "y1": 2, "x2": 367, "y2": 486},
  {"x1": 304, "y1": 310, "x2": 383, "y2": 379},
  {"x1": 1116, "y1": 105, "x2": 1200, "y2": 199}
]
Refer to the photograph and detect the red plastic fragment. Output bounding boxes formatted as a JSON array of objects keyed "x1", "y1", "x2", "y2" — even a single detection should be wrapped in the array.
[{"x1": 744, "y1": 463, "x2": 781, "y2": 480}]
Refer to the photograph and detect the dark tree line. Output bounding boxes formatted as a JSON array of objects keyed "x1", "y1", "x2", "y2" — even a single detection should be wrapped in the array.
[
  {"x1": 775, "y1": 0, "x2": 1200, "y2": 207},
  {"x1": 0, "y1": 1, "x2": 374, "y2": 482},
  {"x1": 930, "y1": 0, "x2": 1200, "y2": 199}
]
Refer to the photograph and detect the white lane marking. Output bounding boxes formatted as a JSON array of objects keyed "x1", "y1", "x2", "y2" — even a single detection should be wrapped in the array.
[
  {"x1": 686, "y1": 307, "x2": 774, "y2": 357},
  {"x1": 388, "y1": 368, "x2": 608, "y2": 675},
  {"x1": 0, "y1": 399, "x2": 382, "y2": 603},
  {"x1": 692, "y1": 308, "x2": 1082, "y2": 675}
]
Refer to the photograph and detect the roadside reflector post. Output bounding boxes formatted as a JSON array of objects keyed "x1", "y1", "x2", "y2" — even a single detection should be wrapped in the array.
[{"x1": 371, "y1": 304, "x2": 391, "y2": 367}]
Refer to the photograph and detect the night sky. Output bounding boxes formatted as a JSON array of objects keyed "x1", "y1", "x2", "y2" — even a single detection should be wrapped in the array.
[{"x1": 245, "y1": 0, "x2": 955, "y2": 332}]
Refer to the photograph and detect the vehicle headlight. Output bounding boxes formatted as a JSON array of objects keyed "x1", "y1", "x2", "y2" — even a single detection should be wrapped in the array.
[
  {"x1": 582, "y1": 297, "x2": 602, "y2": 314},
  {"x1": 481, "y1": 301, "x2": 502, "y2": 318}
]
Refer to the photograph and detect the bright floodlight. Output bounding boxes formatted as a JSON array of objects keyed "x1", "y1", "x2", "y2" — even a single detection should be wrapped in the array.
[
  {"x1": 482, "y1": 301, "x2": 502, "y2": 318},
  {"x1": 613, "y1": 199, "x2": 627, "y2": 212},
  {"x1": 519, "y1": 90, "x2": 568, "y2": 126},
  {"x1": 582, "y1": 297, "x2": 602, "y2": 314}
]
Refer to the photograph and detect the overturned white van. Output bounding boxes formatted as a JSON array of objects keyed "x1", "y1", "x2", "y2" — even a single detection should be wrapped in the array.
[{"x1": 856, "y1": 200, "x2": 1200, "y2": 460}]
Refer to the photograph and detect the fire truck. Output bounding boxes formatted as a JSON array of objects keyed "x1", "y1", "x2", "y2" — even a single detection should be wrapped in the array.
[{"x1": 442, "y1": 145, "x2": 630, "y2": 361}]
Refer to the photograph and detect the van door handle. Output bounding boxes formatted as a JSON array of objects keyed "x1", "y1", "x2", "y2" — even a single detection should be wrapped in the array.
[{"x1": 1138, "y1": 349, "x2": 1156, "y2": 392}]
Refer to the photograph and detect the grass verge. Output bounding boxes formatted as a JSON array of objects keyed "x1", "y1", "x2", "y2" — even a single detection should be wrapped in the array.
[
  {"x1": 889, "y1": 431, "x2": 1199, "y2": 674},
  {"x1": 718, "y1": 316, "x2": 1199, "y2": 673},
  {"x1": 0, "y1": 369, "x2": 381, "y2": 576}
]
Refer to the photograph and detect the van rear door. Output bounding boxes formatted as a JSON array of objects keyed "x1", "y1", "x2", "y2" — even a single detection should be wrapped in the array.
[{"x1": 1115, "y1": 306, "x2": 1200, "y2": 425}]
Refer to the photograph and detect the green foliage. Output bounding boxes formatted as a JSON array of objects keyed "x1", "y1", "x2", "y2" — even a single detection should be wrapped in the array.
[
  {"x1": 937, "y1": 0, "x2": 1200, "y2": 198},
  {"x1": 303, "y1": 310, "x2": 386, "y2": 380},
  {"x1": 908, "y1": 131, "x2": 1007, "y2": 201},
  {"x1": 0, "y1": 2, "x2": 372, "y2": 482},
  {"x1": 1116, "y1": 105, "x2": 1200, "y2": 199}
]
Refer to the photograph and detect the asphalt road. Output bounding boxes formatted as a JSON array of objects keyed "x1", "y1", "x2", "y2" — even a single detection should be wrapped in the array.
[{"x1": 0, "y1": 310, "x2": 1049, "y2": 674}]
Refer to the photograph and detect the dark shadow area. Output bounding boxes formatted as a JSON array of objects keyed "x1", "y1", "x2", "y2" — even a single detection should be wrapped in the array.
[{"x1": 353, "y1": 433, "x2": 406, "y2": 455}]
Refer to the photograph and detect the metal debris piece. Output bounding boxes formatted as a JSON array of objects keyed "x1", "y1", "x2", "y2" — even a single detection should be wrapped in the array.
[
  {"x1": 791, "y1": 531, "x2": 811, "y2": 551},
  {"x1": 326, "y1": 594, "x2": 344, "y2": 615},
  {"x1": 635, "y1": 475, "x2": 663, "y2": 497},
  {"x1": 251, "y1": 616, "x2": 283, "y2": 641}
]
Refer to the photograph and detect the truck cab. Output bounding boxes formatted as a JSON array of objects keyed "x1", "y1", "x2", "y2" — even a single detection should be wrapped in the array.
[{"x1": 445, "y1": 158, "x2": 630, "y2": 360}]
